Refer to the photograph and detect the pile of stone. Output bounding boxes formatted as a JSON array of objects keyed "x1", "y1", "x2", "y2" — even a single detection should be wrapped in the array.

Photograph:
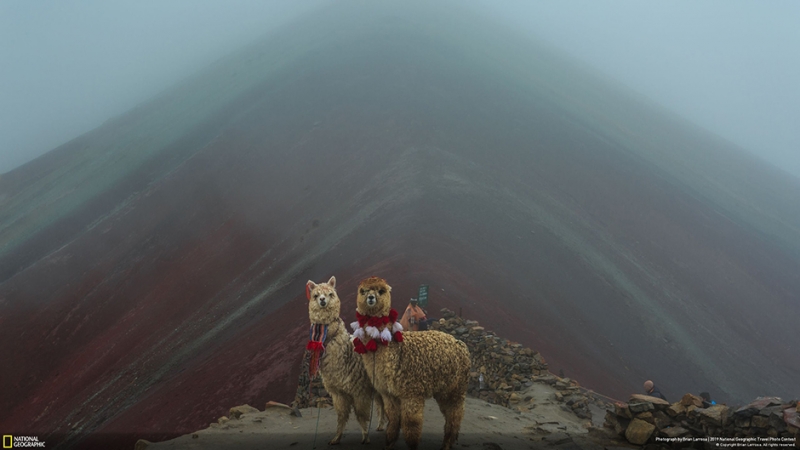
[
  {"x1": 604, "y1": 393, "x2": 800, "y2": 446},
  {"x1": 291, "y1": 350, "x2": 332, "y2": 410},
  {"x1": 428, "y1": 308, "x2": 549, "y2": 409}
]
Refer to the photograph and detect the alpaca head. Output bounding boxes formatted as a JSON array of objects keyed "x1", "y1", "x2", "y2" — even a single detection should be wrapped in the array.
[
  {"x1": 306, "y1": 276, "x2": 340, "y2": 324},
  {"x1": 356, "y1": 276, "x2": 392, "y2": 317}
]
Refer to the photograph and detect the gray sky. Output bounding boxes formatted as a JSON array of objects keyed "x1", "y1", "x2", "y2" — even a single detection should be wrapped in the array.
[
  {"x1": 0, "y1": 1, "x2": 320, "y2": 174},
  {"x1": 475, "y1": 0, "x2": 800, "y2": 178},
  {"x1": 1, "y1": 1, "x2": 798, "y2": 177}
]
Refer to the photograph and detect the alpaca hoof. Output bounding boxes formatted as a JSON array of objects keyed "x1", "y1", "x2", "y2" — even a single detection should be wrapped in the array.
[
  {"x1": 376, "y1": 425, "x2": 385, "y2": 431},
  {"x1": 361, "y1": 436, "x2": 370, "y2": 444},
  {"x1": 328, "y1": 437, "x2": 341, "y2": 446}
]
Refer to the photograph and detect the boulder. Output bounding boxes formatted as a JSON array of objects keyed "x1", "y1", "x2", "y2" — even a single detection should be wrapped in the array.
[
  {"x1": 680, "y1": 393, "x2": 704, "y2": 407},
  {"x1": 653, "y1": 410, "x2": 672, "y2": 430},
  {"x1": 629, "y1": 401, "x2": 655, "y2": 414},
  {"x1": 698, "y1": 404, "x2": 730, "y2": 427},
  {"x1": 666, "y1": 402, "x2": 686, "y2": 417},
  {"x1": 630, "y1": 394, "x2": 670, "y2": 408},
  {"x1": 625, "y1": 418, "x2": 655, "y2": 445},
  {"x1": 635, "y1": 411, "x2": 655, "y2": 425},
  {"x1": 784, "y1": 407, "x2": 800, "y2": 429},
  {"x1": 751, "y1": 415, "x2": 769, "y2": 428},
  {"x1": 614, "y1": 403, "x2": 632, "y2": 419}
]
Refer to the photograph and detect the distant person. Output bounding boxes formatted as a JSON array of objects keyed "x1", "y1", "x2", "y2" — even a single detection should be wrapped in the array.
[
  {"x1": 400, "y1": 298, "x2": 428, "y2": 331},
  {"x1": 643, "y1": 380, "x2": 667, "y2": 401},
  {"x1": 699, "y1": 391, "x2": 716, "y2": 407}
]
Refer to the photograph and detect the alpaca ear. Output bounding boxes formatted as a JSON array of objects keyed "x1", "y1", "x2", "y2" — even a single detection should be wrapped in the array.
[
  {"x1": 328, "y1": 276, "x2": 336, "y2": 288},
  {"x1": 306, "y1": 280, "x2": 316, "y2": 300},
  {"x1": 387, "y1": 284, "x2": 392, "y2": 292}
]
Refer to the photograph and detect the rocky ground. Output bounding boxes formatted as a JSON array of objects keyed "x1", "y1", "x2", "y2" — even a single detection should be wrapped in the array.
[
  {"x1": 136, "y1": 380, "x2": 620, "y2": 450},
  {"x1": 136, "y1": 313, "x2": 799, "y2": 450}
]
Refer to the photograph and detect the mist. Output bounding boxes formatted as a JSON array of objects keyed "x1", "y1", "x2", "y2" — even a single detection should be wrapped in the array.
[
  {"x1": 0, "y1": 0, "x2": 321, "y2": 174},
  {"x1": 473, "y1": 0, "x2": 800, "y2": 178},
  {"x1": 4, "y1": 0, "x2": 796, "y2": 178}
]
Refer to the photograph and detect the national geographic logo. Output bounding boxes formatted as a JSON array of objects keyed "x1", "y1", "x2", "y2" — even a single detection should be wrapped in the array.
[{"x1": 2, "y1": 435, "x2": 46, "y2": 448}]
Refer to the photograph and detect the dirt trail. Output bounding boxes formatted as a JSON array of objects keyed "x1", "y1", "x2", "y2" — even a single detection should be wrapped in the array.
[{"x1": 138, "y1": 382, "x2": 622, "y2": 450}]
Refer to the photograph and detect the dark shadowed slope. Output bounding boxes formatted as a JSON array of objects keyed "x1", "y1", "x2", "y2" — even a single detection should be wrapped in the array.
[{"x1": 1, "y1": 2, "x2": 799, "y2": 448}]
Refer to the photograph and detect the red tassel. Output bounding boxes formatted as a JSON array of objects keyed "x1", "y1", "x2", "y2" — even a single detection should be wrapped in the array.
[
  {"x1": 366, "y1": 339, "x2": 378, "y2": 352},
  {"x1": 306, "y1": 341, "x2": 324, "y2": 351},
  {"x1": 309, "y1": 347, "x2": 323, "y2": 378},
  {"x1": 382, "y1": 316, "x2": 390, "y2": 324},
  {"x1": 381, "y1": 338, "x2": 389, "y2": 346},
  {"x1": 356, "y1": 312, "x2": 368, "y2": 327},
  {"x1": 353, "y1": 338, "x2": 367, "y2": 354},
  {"x1": 394, "y1": 331, "x2": 403, "y2": 342},
  {"x1": 306, "y1": 284, "x2": 312, "y2": 300},
  {"x1": 389, "y1": 309, "x2": 398, "y2": 322}
]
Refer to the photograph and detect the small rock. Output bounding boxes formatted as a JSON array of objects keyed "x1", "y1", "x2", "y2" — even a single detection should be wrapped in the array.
[
  {"x1": 659, "y1": 426, "x2": 689, "y2": 438},
  {"x1": 229, "y1": 404, "x2": 259, "y2": 419},
  {"x1": 134, "y1": 440, "x2": 151, "y2": 450},
  {"x1": 680, "y1": 393, "x2": 703, "y2": 408},
  {"x1": 265, "y1": 401, "x2": 292, "y2": 410},
  {"x1": 218, "y1": 416, "x2": 229, "y2": 425}
]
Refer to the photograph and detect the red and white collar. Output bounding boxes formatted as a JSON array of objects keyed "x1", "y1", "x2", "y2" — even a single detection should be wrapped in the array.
[{"x1": 351, "y1": 309, "x2": 404, "y2": 353}]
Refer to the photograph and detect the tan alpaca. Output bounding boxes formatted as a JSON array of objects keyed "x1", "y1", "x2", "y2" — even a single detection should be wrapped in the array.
[
  {"x1": 306, "y1": 276, "x2": 386, "y2": 445},
  {"x1": 351, "y1": 277, "x2": 470, "y2": 450}
]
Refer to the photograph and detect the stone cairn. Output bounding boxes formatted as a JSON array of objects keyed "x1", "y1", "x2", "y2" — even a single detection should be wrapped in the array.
[
  {"x1": 291, "y1": 308, "x2": 608, "y2": 422},
  {"x1": 291, "y1": 349, "x2": 332, "y2": 410},
  {"x1": 604, "y1": 393, "x2": 800, "y2": 447}
]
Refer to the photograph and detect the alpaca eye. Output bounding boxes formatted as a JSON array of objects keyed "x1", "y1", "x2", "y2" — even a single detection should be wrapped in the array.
[
  {"x1": 379, "y1": 289, "x2": 386, "y2": 295},
  {"x1": 360, "y1": 289, "x2": 365, "y2": 295},
  {"x1": 314, "y1": 294, "x2": 318, "y2": 299},
  {"x1": 330, "y1": 292, "x2": 336, "y2": 298}
]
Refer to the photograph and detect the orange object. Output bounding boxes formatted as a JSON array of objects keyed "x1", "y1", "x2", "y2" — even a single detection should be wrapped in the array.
[{"x1": 400, "y1": 302, "x2": 427, "y2": 331}]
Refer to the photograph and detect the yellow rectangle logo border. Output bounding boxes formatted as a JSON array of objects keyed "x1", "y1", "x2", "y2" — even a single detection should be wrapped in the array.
[{"x1": 2, "y1": 435, "x2": 12, "y2": 449}]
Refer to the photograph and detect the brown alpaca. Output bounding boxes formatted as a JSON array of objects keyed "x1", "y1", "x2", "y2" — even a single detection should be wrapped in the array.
[
  {"x1": 306, "y1": 276, "x2": 386, "y2": 445},
  {"x1": 352, "y1": 277, "x2": 470, "y2": 450}
]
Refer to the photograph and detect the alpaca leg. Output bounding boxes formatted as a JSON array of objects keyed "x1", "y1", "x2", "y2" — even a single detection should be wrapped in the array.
[
  {"x1": 329, "y1": 391, "x2": 351, "y2": 445},
  {"x1": 384, "y1": 395, "x2": 402, "y2": 450},
  {"x1": 436, "y1": 392, "x2": 466, "y2": 450},
  {"x1": 352, "y1": 393, "x2": 373, "y2": 444},
  {"x1": 375, "y1": 393, "x2": 387, "y2": 431},
  {"x1": 400, "y1": 397, "x2": 425, "y2": 450}
]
